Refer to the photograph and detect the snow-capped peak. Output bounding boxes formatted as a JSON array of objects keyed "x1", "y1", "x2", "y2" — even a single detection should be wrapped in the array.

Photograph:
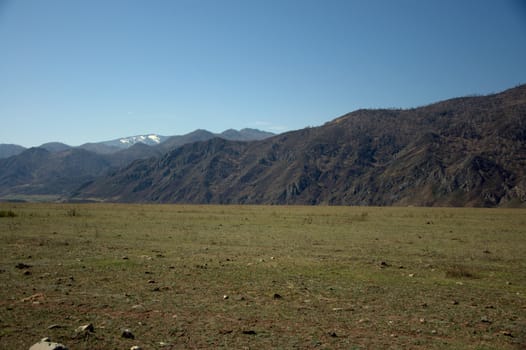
[
  {"x1": 147, "y1": 134, "x2": 161, "y2": 143},
  {"x1": 117, "y1": 134, "x2": 165, "y2": 147}
]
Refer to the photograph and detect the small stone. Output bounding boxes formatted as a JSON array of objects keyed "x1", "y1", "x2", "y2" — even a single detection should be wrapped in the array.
[
  {"x1": 223, "y1": 294, "x2": 229, "y2": 300},
  {"x1": 328, "y1": 331, "x2": 338, "y2": 337},
  {"x1": 130, "y1": 346, "x2": 142, "y2": 350},
  {"x1": 122, "y1": 256, "x2": 129, "y2": 260},
  {"x1": 500, "y1": 330, "x2": 513, "y2": 337},
  {"x1": 48, "y1": 324, "x2": 61, "y2": 329},
  {"x1": 75, "y1": 323, "x2": 94, "y2": 333},
  {"x1": 24, "y1": 270, "x2": 32, "y2": 276},
  {"x1": 16, "y1": 262, "x2": 31, "y2": 269},
  {"x1": 332, "y1": 307, "x2": 344, "y2": 311},
  {"x1": 408, "y1": 273, "x2": 415, "y2": 278},
  {"x1": 122, "y1": 329, "x2": 135, "y2": 339},
  {"x1": 29, "y1": 339, "x2": 68, "y2": 350},
  {"x1": 452, "y1": 300, "x2": 459, "y2": 305},
  {"x1": 242, "y1": 330, "x2": 257, "y2": 335},
  {"x1": 380, "y1": 261, "x2": 389, "y2": 267},
  {"x1": 431, "y1": 329, "x2": 437, "y2": 334},
  {"x1": 147, "y1": 279, "x2": 156, "y2": 284},
  {"x1": 273, "y1": 293, "x2": 282, "y2": 299},
  {"x1": 480, "y1": 316, "x2": 491, "y2": 323}
]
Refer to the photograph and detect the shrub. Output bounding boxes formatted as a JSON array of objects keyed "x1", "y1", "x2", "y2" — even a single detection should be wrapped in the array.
[
  {"x1": 66, "y1": 208, "x2": 78, "y2": 217},
  {"x1": 0, "y1": 210, "x2": 17, "y2": 218},
  {"x1": 445, "y1": 264, "x2": 478, "y2": 278}
]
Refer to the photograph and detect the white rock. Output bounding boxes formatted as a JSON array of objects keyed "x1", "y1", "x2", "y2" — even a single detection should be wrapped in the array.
[{"x1": 29, "y1": 339, "x2": 68, "y2": 350}]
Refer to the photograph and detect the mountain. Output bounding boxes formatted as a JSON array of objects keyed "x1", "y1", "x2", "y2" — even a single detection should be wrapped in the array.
[
  {"x1": 220, "y1": 128, "x2": 275, "y2": 141},
  {"x1": 74, "y1": 85, "x2": 526, "y2": 207},
  {"x1": 78, "y1": 129, "x2": 274, "y2": 154},
  {"x1": 0, "y1": 147, "x2": 112, "y2": 198},
  {"x1": 0, "y1": 128, "x2": 275, "y2": 201},
  {"x1": 99, "y1": 134, "x2": 168, "y2": 149},
  {"x1": 0, "y1": 144, "x2": 26, "y2": 159},
  {"x1": 39, "y1": 142, "x2": 72, "y2": 153}
]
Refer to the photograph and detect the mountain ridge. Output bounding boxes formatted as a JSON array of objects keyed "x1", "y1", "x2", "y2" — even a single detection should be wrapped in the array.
[
  {"x1": 0, "y1": 128, "x2": 275, "y2": 159},
  {"x1": 0, "y1": 129, "x2": 275, "y2": 200},
  {"x1": 74, "y1": 84, "x2": 526, "y2": 207}
]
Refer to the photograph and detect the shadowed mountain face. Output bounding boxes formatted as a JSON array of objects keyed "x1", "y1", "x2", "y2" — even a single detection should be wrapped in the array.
[
  {"x1": 0, "y1": 148, "x2": 112, "y2": 197},
  {"x1": 0, "y1": 129, "x2": 275, "y2": 201},
  {"x1": 75, "y1": 85, "x2": 526, "y2": 207}
]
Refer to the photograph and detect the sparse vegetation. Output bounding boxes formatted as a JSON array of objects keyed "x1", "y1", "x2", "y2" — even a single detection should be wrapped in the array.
[
  {"x1": 0, "y1": 204, "x2": 524, "y2": 349},
  {"x1": 445, "y1": 264, "x2": 478, "y2": 279},
  {"x1": 0, "y1": 209, "x2": 16, "y2": 217},
  {"x1": 65, "y1": 208, "x2": 78, "y2": 217}
]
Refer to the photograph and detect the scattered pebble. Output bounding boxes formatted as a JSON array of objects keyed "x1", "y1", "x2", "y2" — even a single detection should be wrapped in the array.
[
  {"x1": 130, "y1": 346, "x2": 142, "y2": 350},
  {"x1": 242, "y1": 330, "x2": 257, "y2": 335},
  {"x1": 273, "y1": 293, "x2": 282, "y2": 299},
  {"x1": 75, "y1": 323, "x2": 94, "y2": 334},
  {"x1": 29, "y1": 338, "x2": 68, "y2": 350},
  {"x1": 122, "y1": 329, "x2": 135, "y2": 339},
  {"x1": 480, "y1": 316, "x2": 492, "y2": 323},
  {"x1": 16, "y1": 263, "x2": 31, "y2": 269},
  {"x1": 223, "y1": 294, "x2": 229, "y2": 300}
]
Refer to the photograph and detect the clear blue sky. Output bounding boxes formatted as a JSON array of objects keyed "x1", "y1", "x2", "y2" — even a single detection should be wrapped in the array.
[{"x1": 1, "y1": 0, "x2": 525, "y2": 147}]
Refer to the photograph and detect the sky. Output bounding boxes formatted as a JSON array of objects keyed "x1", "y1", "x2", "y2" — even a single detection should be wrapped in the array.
[{"x1": 1, "y1": 0, "x2": 526, "y2": 147}]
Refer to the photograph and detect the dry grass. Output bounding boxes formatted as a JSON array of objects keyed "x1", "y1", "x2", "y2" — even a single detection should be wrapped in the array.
[{"x1": 0, "y1": 204, "x2": 524, "y2": 349}]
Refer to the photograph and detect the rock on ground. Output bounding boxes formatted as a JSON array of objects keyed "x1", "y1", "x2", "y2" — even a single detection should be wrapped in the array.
[{"x1": 29, "y1": 338, "x2": 68, "y2": 350}]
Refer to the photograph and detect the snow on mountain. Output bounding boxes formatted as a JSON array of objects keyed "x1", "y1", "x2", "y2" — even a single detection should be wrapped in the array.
[{"x1": 119, "y1": 134, "x2": 164, "y2": 146}]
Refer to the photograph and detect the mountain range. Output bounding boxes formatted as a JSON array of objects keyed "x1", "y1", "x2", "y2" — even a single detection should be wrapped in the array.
[
  {"x1": 0, "y1": 128, "x2": 274, "y2": 157},
  {"x1": 74, "y1": 85, "x2": 526, "y2": 207},
  {"x1": 0, "y1": 129, "x2": 274, "y2": 200},
  {"x1": 1, "y1": 85, "x2": 525, "y2": 207}
]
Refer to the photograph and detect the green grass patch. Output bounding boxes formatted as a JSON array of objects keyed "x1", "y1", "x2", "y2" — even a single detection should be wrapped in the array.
[{"x1": 0, "y1": 204, "x2": 524, "y2": 349}]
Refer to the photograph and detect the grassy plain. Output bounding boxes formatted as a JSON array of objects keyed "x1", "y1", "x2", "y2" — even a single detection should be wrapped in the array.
[{"x1": 0, "y1": 204, "x2": 524, "y2": 349}]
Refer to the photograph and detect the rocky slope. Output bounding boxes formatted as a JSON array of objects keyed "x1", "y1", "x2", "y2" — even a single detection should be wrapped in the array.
[{"x1": 74, "y1": 85, "x2": 526, "y2": 207}]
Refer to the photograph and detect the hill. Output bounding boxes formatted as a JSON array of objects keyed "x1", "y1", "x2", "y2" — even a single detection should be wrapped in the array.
[
  {"x1": 74, "y1": 85, "x2": 526, "y2": 207},
  {"x1": 0, "y1": 144, "x2": 26, "y2": 159},
  {"x1": 0, "y1": 128, "x2": 275, "y2": 201}
]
